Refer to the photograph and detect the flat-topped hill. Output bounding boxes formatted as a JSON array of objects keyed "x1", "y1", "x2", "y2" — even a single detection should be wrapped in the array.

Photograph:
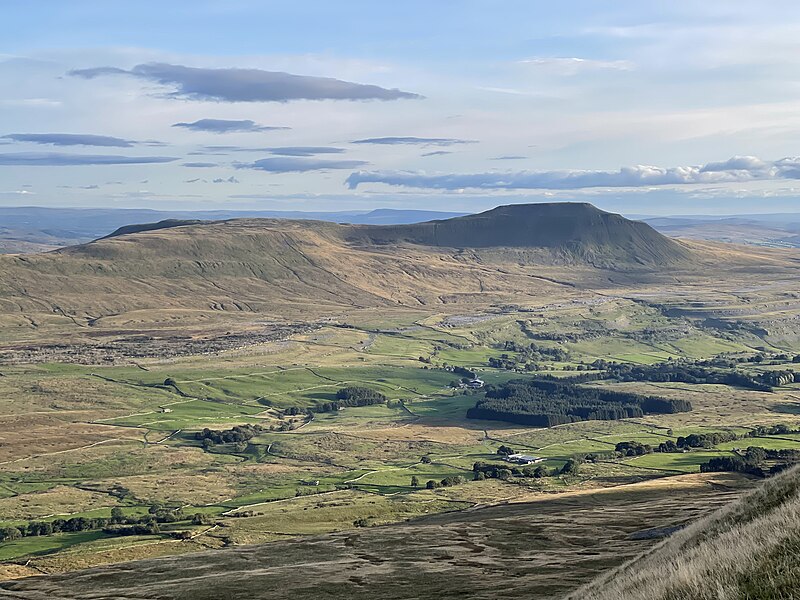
[
  {"x1": 345, "y1": 202, "x2": 691, "y2": 264},
  {"x1": 0, "y1": 202, "x2": 761, "y2": 331}
]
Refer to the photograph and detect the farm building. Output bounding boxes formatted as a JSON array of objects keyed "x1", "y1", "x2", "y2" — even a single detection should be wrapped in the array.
[{"x1": 505, "y1": 454, "x2": 544, "y2": 465}]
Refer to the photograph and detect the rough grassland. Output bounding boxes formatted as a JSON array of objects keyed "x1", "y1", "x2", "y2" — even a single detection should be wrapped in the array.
[
  {"x1": 0, "y1": 473, "x2": 752, "y2": 600},
  {"x1": 573, "y1": 464, "x2": 800, "y2": 600}
]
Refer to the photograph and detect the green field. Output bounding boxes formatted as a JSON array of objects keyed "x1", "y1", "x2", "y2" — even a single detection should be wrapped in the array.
[{"x1": 2, "y1": 298, "x2": 800, "y2": 575}]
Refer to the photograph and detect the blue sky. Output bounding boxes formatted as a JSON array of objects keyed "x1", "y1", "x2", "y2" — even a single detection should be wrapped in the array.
[{"x1": 3, "y1": 1, "x2": 800, "y2": 214}]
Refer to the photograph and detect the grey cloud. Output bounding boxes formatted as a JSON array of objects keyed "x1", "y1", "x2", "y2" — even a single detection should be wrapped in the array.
[
  {"x1": 237, "y1": 157, "x2": 368, "y2": 173},
  {"x1": 199, "y1": 145, "x2": 346, "y2": 156},
  {"x1": 69, "y1": 67, "x2": 129, "y2": 78},
  {"x1": 421, "y1": 150, "x2": 452, "y2": 157},
  {"x1": 346, "y1": 155, "x2": 800, "y2": 190},
  {"x1": 185, "y1": 176, "x2": 240, "y2": 183},
  {"x1": 352, "y1": 136, "x2": 475, "y2": 146},
  {"x1": 201, "y1": 146, "x2": 243, "y2": 152},
  {"x1": 172, "y1": 119, "x2": 289, "y2": 133},
  {"x1": 69, "y1": 63, "x2": 421, "y2": 102},
  {"x1": 264, "y1": 147, "x2": 345, "y2": 157},
  {"x1": 3, "y1": 133, "x2": 136, "y2": 147},
  {"x1": 491, "y1": 155, "x2": 528, "y2": 160},
  {"x1": 0, "y1": 152, "x2": 177, "y2": 166},
  {"x1": 182, "y1": 162, "x2": 219, "y2": 168}
]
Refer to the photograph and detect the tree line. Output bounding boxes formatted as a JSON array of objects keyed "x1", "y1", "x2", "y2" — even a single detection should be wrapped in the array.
[
  {"x1": 585, "y1": 358, "x2": 797, "y2": 391},
  {"x1": 195, "y1": 424, "x2": 264, "y2": 446},
  {"x1": 466, "y1": 379, "x2": 691, "y2": 427},
  {"x1": 316, "y1": 386, "x2": 387, "y2": 413},
  {"x1": 0, "y1": 505, "x2": 200, "y2": 544},
  {"x1": 488, "y1": 341, "x2": 570, "y2": 371},
  {"x1": 700, "y1": 446, "x2": 800, "y2": 477}
]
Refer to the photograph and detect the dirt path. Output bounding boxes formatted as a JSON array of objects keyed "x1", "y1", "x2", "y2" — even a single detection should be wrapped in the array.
[{"x1": 0, "y1": 438, "x2": 123, "y2": 466}]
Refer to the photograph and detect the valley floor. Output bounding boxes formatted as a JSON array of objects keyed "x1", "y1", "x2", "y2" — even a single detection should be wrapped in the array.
[{"x1": 1, "y1": 254, "x2": 800, "y2": 593}]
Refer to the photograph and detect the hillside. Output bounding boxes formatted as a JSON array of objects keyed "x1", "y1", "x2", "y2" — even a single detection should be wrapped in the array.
[
  {"x1": 0, "y1": 474, "x2": 753, "y2": 599},
  {"x1": 347, "y1": 202, "x2": 691, "y2": 265},
  {"x1": 572, "y1": 465, "x2": 800, "y2": 600},
  {"x1": 0, "y1": 207, "x2": 467, "y2": 253},
  {"x1": 0, "y1": 203, "x2": 697, "y2": 330}
]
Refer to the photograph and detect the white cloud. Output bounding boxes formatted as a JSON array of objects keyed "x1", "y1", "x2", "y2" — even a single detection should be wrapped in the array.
[
  {"x1": 346, "y1": 155, "x2": 800, "y2": 191},
  {"x1": 518, "y1": 57, "x2": 635, "y2": 73}
]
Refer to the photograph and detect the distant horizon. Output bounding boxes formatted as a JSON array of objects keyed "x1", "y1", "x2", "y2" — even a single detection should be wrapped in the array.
[{"x1": 3, "y1": 200, "x2": 800, "y2": 220}]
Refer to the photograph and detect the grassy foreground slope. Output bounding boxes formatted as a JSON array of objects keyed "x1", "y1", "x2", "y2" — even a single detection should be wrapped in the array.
[
  {"x1": 573, "y1": 464, "x2": 800, "y2": 600},
  {"x1": 0, "y1": 473, "x2": 752, "y2": 600}
]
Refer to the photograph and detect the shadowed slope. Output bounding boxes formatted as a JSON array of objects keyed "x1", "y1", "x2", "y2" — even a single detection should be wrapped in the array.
[{"x1": 346, "y1": 202, "x2": 691, "y2": 265}]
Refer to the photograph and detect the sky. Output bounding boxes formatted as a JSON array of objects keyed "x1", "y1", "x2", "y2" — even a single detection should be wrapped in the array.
[{"x1": 3, "y1": 1, "x2": 800, "y2": 215}]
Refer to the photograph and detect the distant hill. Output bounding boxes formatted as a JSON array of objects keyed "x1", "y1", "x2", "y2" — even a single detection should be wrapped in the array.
[
  {"x1": 347, "y1": 202, "x2": 691, "y2": 265},
  {"x1": 573, "y1": 464, "x2": 800, "y2": 600},
  {"x1": 76, "y1": 202, "x2": 691, "y2": 268},
  {"x1": 645, "y1": 214, "x2": 800, "y2": 248},
  {"x1": 0, "y1": 202, "x2": 699, "y2": 326}
]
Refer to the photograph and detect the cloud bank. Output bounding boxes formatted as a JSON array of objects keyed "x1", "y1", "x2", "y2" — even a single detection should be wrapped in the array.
[
  {"x1": 264, "y1": 146, "x2": 346, "y2": 157},
  {"x1": 182, "y1": 162, "x2": 218, "y2": 168},
  {"x1": 352, "y1": 136, "x2": 474, "y2": 146},
  {"x1": 0, "y1": 152, "x2": 177, "y2": 166},
  {"x1": 2, "y1": 133, "x2": 137, "y2": 147},
  {"x1": 172, "y1": 119, "x2": 289, "y2": 133},
  {"x1": 346, "y1": 156, "x2": 800, "y2": 190},
  {"x1": 238, "y1": 157, "x2": 368, "y2": 173},
  {"x1": 69, "y1": 63, "x2": 422, "y2": 102}
]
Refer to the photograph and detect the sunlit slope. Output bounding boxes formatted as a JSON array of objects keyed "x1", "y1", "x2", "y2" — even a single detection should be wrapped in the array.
[{"x1": 0, "y1": 202, "x2": 701, "y2": 323}]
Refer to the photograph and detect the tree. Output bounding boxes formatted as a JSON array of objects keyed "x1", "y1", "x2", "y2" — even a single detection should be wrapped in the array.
[
  {"x1": 426, "y1": 480, "x2": 439, "y2": 489},
  {"x1": 410, "y1": 475, "x2": 420, "y2": 488},
  {"x1": 560, "y1": 459, "x2": 579, "y2": 476},
  {"x1": 497, "y1": 445, "x2": 515, "y2": 456},
  {"x1": 191, "y1": 513, "x2": 212, "y2": 526},
  {"x1": 0, "y1": 526, "x2": 21, "y2": 542},
  {"x1": 420, "y1": 455, "x2": 432, "y2": 464},
  {"x1": 353, "y1": 518, "x2": 368, "y2": 527},
  {"x1": 110, "y1": 507, "x2": 125, "y2": 523}
]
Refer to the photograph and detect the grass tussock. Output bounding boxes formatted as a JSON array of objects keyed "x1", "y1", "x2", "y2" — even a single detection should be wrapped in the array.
[{"x1": 571, "y1": 465, "x2": 800, "y2": 600}]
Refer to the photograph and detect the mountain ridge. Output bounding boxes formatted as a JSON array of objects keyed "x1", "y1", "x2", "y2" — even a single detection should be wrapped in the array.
[
  {"x1": 0, "y1": 202, "x2": 704, "y2": 330},
  {"x1": 94, "y1": 202, "x2": 690, "y2": 266}
]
